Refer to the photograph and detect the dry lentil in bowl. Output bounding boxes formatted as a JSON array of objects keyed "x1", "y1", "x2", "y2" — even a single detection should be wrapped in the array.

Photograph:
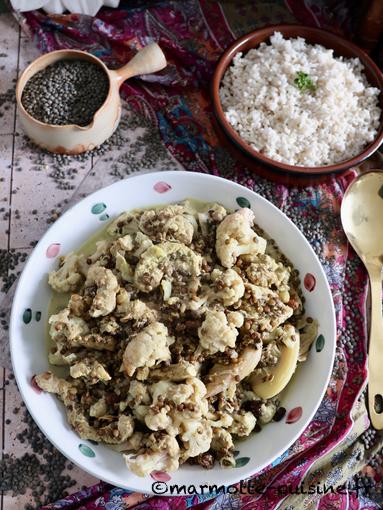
[
  {"x1": 21, "y1": 59, "x2": 109, "y2": 127},
  {"x1": 35, "y1": 200, "x2": 318, "y2": 476}
]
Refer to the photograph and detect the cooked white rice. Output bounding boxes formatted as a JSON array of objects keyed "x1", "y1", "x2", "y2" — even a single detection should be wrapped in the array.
[{"x1": 220, "y1": 32, "x2": 381, "y2": 167}]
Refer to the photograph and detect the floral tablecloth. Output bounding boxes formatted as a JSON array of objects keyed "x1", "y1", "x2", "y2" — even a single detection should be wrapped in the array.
[{"x1": 1, "y1": 1, "x2": 383, "y2": 509}]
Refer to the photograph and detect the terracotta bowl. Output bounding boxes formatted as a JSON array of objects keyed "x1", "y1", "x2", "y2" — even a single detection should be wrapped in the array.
[{"x1": 211, "y1": 25, "x2": 383, "y2": 177}]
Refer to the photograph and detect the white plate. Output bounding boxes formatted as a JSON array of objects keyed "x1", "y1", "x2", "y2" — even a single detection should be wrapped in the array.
[{"x1": 10, "y1": 171, "x2": 336, "y2": 494}]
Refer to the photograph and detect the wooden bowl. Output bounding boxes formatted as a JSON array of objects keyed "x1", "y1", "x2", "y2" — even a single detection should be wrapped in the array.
[{"x1": 211, "y1": 25, "x2": 383, "y2": 177}]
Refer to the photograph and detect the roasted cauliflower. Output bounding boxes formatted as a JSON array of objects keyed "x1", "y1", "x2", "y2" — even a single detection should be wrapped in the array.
[
  {"x1": 216, "y1": 208, "x2": 267, "y2": 268},
  {"x1": 198, "y1": 310, "x2": 240, "y2": 355},
  {"x1": 123, "y1": 322, "x2": 174, "y2": 377}
]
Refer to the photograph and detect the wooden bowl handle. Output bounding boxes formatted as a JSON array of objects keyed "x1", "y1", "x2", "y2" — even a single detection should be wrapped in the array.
[{"x1": 113, "y1": 43, "x2": 167, "y2": 84}]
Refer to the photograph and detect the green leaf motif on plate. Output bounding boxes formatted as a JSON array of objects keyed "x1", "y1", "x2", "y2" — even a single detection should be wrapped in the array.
[
  {"x1": 235, "y1": 457, "x2": 250, "y2": 468},
  {"x1": 378, "y1": 185, "x2": 383, "y2": 199},
  {"x1": 23, "y1": 308, "x2": 32, "y2": 324},
  {"x1": 79, "y1": 444, "x2": 96, "y2": 458},
  {"x1": 91, "y1": 203, "x2": 107, "y2": 214},
  {"x1": 316, "y1": 334, "x2": 325, "y2": 352},
  {"x1": 35, "y1": 311, "x2": 42, "y2": 322},
  {"x1": 236, "y1": 197, "x2": 251, "y2": 208},
  {"x1": 99, "y1": 213, "x2": 110, "y2": 221}
]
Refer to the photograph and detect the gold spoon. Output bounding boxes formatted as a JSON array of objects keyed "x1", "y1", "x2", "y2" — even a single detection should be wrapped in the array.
[{"x1": 341, "y1": 170, "x2": 383, "y2": 429}]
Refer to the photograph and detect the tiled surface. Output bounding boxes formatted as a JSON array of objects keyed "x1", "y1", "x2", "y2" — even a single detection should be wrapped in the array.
[
  {"x1": 0, "y1": 13, "x2": 99, "y2": 510},
  {"x1": 0, "y1": 14, "x2": 19, "y2": 136},
  {"x1": 0, "y1": 135, "x2": 12, "y2": 250}
]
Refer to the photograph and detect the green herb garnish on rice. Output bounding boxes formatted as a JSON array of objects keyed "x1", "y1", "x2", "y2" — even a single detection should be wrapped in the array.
[{"x1": 294, "y1": 71, "x2": 316, "y2": 92}]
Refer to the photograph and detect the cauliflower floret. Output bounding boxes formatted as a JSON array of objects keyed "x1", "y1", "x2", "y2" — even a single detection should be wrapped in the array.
[
  {"x1": 89, "y1": 397, "x2": 108, "y2": 418},
  {"x1": 107, "y1": 211, "x2": 141, "y2": 237},
  {"x1": 98, "y1": 316, "x2": 120, "y2": 335},
  {"x1": 180, "y1": 419, "x2": 212, "y2": 460},
  {"x1": 111, "y1": 234, "x2": 133, "y2": 253},
  {"x1": 150, "y1": 380, "x2": 193, "y2": 406},
  {"x1": 133, "y1": 405, "x2": 149, "y2": 422},
  {"x1": 48, "y1": 252, "x2": 83, "y2": 293},
  {"x1": 110, "y1": 431, "x2": 144, "y2": 453},
  {"x1": 197, "y1": 203, "x2": 227, "y2": 236},
  {"x1": 134, "y1": 242, "x2": 202, "y2": 293},
  {"x1": 149, "y1": 361, "x2": 198, "y2": 381},
  {"x1": 123, "y1": 322, "x2": 174, "y2": 376},
  {"x1": 48, "y1": 343, "x2": 79, "y2": 366},
  {"x1": 211, "y1": 428, "x2": 235, "y2": 467},
  {"x1": 68, "y1": 294, "x2": 88, "y2": 317},
  {"x1": 85, "y1": 266, "x2": 119, "y2": 318},
  {"x1": 210, "y1": 268, "x2": 245, "y2": 306},
  {"x1": 37, "y1": 374, "x2": 134, "y2": 445},
  {"x1": 117, "y1": 415, "x2": 135, "y2": 441},
  {"x1": 145, "y1": 407, "x2": 172, "y2": 431},
  {"x1": 262, "y1": 323, "x2": 296, "y2": 344},
  {"x1": 115, "y1": 253, "x2": 134, "y2": 282},
  {"x1": 227, "y1": 311, "x2": 244, "y2": 328},
  {"x1": 139, "y1": 205, "x2": 195, "y2": 245},
  {"x1": 145, "y1": 378, "x2": 209, "y2": 435},
  {"x1": 34, "y1": 372, "x2": 76, "y2": 406},
  {"x1": 69, "y1": 332, "x2": 117, "y2": 351},
  {"x1": 245, "y1": 253, "x2": 290, "y2": 285},
  {"x1": 216, "y1": 208, "x2": 267, "y2": 268},
  {"x1": 70, "y1": 413, "x2": 134, "y2": 444},
  {"x1": 115, "y1": 288, "x2": 133, "y2": 314},
  {"x1": 258, "y1": 342, "x2": 282, "y2": 368},
  {"x1": 49, "y1": 308, "x2": 89, "y2": 343},
  {"x1": 69, "y1": 359, "x2": 111, "y2": 383},
  {"x1": 206, "y1": 203, "x2": 227, "y2": 223},
  {"x1": 162, "y1": 214, "x2": 194, "y2": 244},
  {"x1": 127, "y1": 381, "x2": 151, "y2": 406},
  {"x1": 198, "y1": 310, "x2": 239, "y2": 355},
  {"x1": 188, "y1": 377, "x2": 209, "y2": 414},
  {"x1": 258, "y1": 401, "x2": 277, "y2": 424},
  {"x1": 136, "y1": 367, "x2": 151, "y2": 381},
  {"x1": 228, "y1": 411, "x2": 256, "y2": 437},
  {"x1": 117, "y1": 299, "x2": 158, "y2": 326},
  {"x1": 77, "y1": 240, "x2": 112, "y2": 277},
  {"x1": 111, "y1": 232, "x2": 153, "y2": 260},
  {"x1": 242, "y1": 283, "x2": 293, "y2": 332},
  {"x1": 124, "y1": 433, "x2": 180, "y2": 477},
  {"x1": 208, "y1": 410, "x2": 234, "y2": 429},
  {"x1": 245, "y1": 253, "x2": 291, "y2": 303},
  {"x1": 132, "y1": 232, "x2": 154, "y2": 256}
]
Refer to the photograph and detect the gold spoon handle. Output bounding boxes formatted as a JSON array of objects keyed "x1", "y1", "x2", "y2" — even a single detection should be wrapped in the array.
[{"x1": 367, "y1": 264, "x2": 383, "y2": 429}]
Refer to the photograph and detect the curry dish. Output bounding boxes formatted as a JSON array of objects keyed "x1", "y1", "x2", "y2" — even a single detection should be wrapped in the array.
[{"x1": 35, "y1": 200, "x2": 318, "y2": 476}]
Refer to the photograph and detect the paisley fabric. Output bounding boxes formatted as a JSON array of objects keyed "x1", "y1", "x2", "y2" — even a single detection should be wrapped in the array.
[{"x1": 16, "y1": 1, "x2": 383, "y2": 509}]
